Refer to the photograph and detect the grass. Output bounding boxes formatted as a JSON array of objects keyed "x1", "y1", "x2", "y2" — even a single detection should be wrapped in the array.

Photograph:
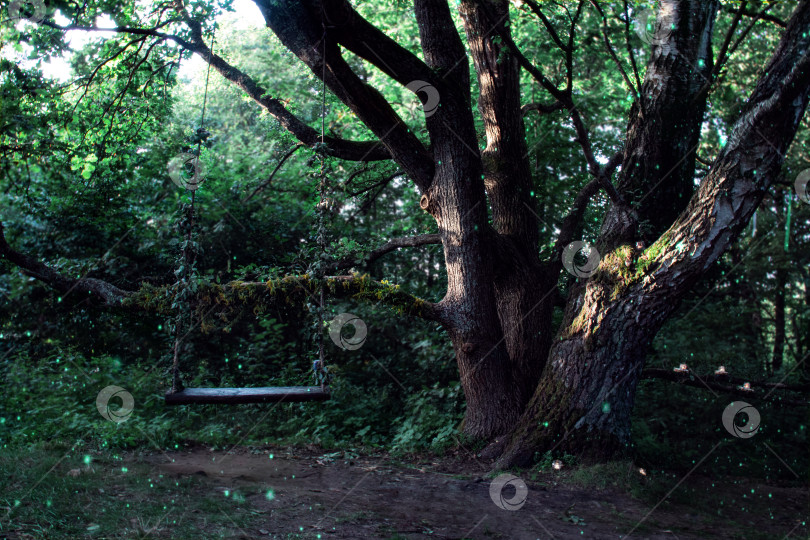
[{"x1": 0, "y1": 444, "x2": 255, "y2": 539}]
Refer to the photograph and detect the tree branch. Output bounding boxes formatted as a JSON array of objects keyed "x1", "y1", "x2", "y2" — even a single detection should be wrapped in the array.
[
  {"x1": 521, "y1": 0, "x2": 569, "y2": 52},
  {"x1": 243, "y1": 144, "x2": 304, "y2": 202},
  {"x1": 621, "y1": 0, "x2": 643, "y2": 93},
  {"x1": 255, "y1": 0, "x2": 435, "y2": 192},
  {"x1": 323, "y1": 233, "x2": 441, "y2": 273},
  {"x1": 589, "y1": 0, "x2": 638, "y2": 97},
  {"x1": 720, "y1": 5, "x2": 787, "y2": 27},
  {"x1": 325, "y1": 0, "x2": 438, "y2": 88},
  {"x1": 41, "y1": 20, "x2": 391, "y2": 163},
  {"x1": 635, "y1": 0, "x2": 810, "y2": 311},
  {"x1": 641, "y1": 368, "x2": 809, "y2": 405},
  {"x1": 693, "y1": 2, "x2": 785, "y2": 105},
  {"x1": 487, "y1": 4, "x2": 621, "y2": 206},
  {"x1": 555, "y1": 151, "x2": 622, "y2": 255},
  {"x1": 521, "y1": 101, "x2": 565, "y2": 116},
  {"x1": 128, "y1": 274, "x2": 443, "y2": 323},
  {"x1": 0, "y1": 223, "x2": 129, "y2": 306},
  {"x1": 1, "y1": 225, "x2": 440, "y2": 322}
]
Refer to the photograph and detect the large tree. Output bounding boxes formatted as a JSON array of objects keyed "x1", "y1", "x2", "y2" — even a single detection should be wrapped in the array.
[{"x1": 2, "y1": 0, "x2": 808, "y2": 466}]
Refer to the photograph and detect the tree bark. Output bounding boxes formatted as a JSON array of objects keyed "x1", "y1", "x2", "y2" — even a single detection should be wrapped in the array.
[
  {"x1": 601, "y1": 0, "x2": 719, "y2": 248},
  {"x1": 460, "y1": 0, "x2": 551, "y2": 407},
  {"x1": 413, "y1": 0, "x2": 524, "y2": 438}
]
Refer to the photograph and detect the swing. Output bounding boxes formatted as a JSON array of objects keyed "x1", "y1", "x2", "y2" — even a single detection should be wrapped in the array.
[{"x1": 164, "y1": 26, "x2": 333, "y2": 406}]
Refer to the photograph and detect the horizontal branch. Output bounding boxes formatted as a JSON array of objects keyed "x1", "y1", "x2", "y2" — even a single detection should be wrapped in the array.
[
  {"x1": 127, "y1": 274, "x2": 442, "y2": 323},
  {"x1": 323, "y1": 233, "x2": 441, "y2": 273},
  {"x1": 0, "y1": 224, "x2": 440, "y2": 322},
  {"x1": 0, "y1": 223, "x2": 129, "y2": 306},
  {"x1": 521, "y1": 101, "x2": 565, "y2": 116},
  {"x1": 641, "y1": 368, "x2": 809, "y2": 406},
  {"x1": 721, "y1": 5, "x2": 787, "y2": 27}
]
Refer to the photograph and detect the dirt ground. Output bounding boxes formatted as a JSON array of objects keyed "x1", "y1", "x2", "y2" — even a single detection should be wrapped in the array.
[{"x1": 133, "y1": 445, "x2": 807, "y2": 539}]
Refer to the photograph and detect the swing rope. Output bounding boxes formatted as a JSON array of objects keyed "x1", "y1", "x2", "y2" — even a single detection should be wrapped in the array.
[
  {"x1": 170, "y1": 29, "x2": 216, "y2": 394},
  {"x1": 312, "y1": 14, "x2": 330, "y2": 390}
]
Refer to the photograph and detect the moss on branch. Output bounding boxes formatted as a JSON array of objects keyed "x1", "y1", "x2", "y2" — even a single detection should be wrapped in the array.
[
  {"x1": 123, "y1": 274, "x2": 437, "y2": 328},
  {"x1": 561, "y1": 233, "x2": 674, "y2": 340}
]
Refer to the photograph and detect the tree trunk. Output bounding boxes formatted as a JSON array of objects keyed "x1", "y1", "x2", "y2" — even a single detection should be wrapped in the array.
[
  {"x1": 413, "y1": 0, "x2": 526, "y2": 439},
  {"x1": 460, "y1": 0, "x2": 552, "y2": 407},
  {"x1": 496, "y1": 0, "x2": 810, "y2": 467},
  {"x1": 601, "y1": 0, "x2": 719, "y2": 248}
]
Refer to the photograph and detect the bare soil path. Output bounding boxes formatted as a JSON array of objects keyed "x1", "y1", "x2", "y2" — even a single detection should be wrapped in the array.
[{"x1": 135, "y1": 445, "x2": 807, "y2": 539}]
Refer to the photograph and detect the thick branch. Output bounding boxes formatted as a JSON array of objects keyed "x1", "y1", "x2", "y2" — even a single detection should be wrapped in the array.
[
  {"x1": 182, "y1": 34, "x2": 393, "y2": 163},
  {"x1": 128, "y1": 274, "x2": 442, "y2": 323},
  {"x1": 0, "y1": 223, "x2": 129, "y2": 306},
  {"x1": 42, "y1": 20, "x2": 391, "y2": 162},
  {"x1": 633, "y1": 0, "x2": 810, "y2": 313},
  {"x1": 599, "y1": 0, "x2": 719, "y2": 247},
  {"x1": 254, "y1": 0, "x2": 434, "y2": 192},
  {"x1": 0, "y1": 224, "x2": 441, "y2": 322},
  {"x1": 325, "y1": 0, "x2": 438, "y2": 88}
]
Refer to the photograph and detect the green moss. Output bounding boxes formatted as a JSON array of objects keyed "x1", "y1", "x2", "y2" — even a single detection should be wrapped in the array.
[
  {"x1": 561, "y1": 234, "x2": 674, "y2": 340},
  {"x1": 124, "y1": 273, "x2": 431, "y2": 328},
  {"x1": 633, "y1": 230, "x2": 672, "y2": 279}
]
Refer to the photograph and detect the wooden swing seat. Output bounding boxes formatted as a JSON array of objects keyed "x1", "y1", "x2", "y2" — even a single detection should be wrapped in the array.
[{"x1": 164, "y1": 386, "x2": 330, "y2": 405}]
